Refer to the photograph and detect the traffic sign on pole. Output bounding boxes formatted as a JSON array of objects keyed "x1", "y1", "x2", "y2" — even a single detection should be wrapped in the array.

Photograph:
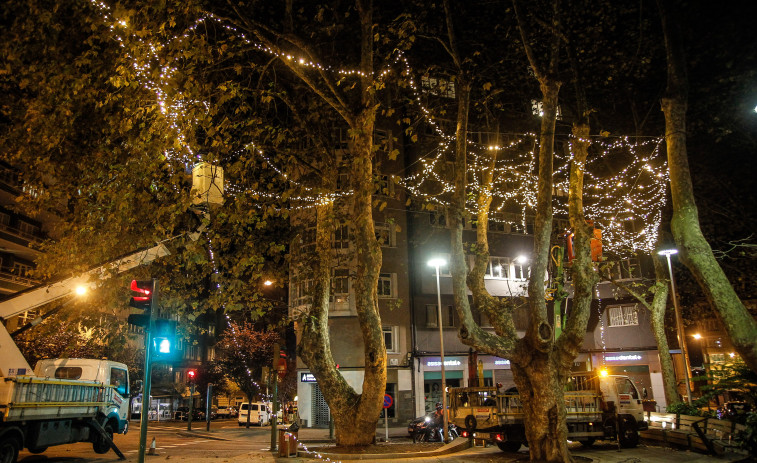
[{"x1": 383, "y1": 394, "x2": 393, "y2": 409}]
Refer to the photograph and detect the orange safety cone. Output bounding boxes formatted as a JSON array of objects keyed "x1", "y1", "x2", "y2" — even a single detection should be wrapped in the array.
[{"x1": 147, "y1": 437, "x2": 157, "y2": 455}]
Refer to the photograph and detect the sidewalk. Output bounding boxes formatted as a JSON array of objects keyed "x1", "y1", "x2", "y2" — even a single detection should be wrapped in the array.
[{"x1": 179, "y1": 424, "x2": 750, "y2": 463}]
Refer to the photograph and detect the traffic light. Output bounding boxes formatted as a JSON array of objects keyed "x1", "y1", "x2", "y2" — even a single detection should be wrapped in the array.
[
  {"x1": 129, "y1": 280, "x2": 156, "y2": 311},
  {"x1": 127, "y1": 279, "x2": 157, "y2": 328},
  {"x1": 187, "y1": 369, "x2": 197, "y2": 383},
  {"x1": 152, "y1": 319, "x2": 179, "y2": 361}
]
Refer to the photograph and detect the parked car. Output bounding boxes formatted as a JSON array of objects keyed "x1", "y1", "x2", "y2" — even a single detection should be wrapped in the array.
[
  {"x1": 174, "y1": 406, "x2": 205, "y2": 421},
  {"x1": 238, "y1": 402, "x2": 270, "y2": 426},
  {"x1": 215, "y1": 406, "x2": 233, "y2": 418}
]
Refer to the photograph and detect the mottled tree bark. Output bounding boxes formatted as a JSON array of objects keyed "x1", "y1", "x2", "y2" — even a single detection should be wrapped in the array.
[
  {"x1": 657, "y1": 0, "x2": 757, "y2": 372},
  {"x1": 255, "y1": 0, "x2": 386, "y2": 445}
]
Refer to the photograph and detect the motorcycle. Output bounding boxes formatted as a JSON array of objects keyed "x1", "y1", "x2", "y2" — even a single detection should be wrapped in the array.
[{"x1": 410, "y1": 415, "x2": 459, "y2": 442}]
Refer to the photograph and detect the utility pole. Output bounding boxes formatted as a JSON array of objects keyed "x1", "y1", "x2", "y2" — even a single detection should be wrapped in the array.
[
  {"x1": 136, "y1": 279, "x2": 158, "y2": 463},
  {"x1": 270, "y1": 342, "x2": 279, "y2": 451}
]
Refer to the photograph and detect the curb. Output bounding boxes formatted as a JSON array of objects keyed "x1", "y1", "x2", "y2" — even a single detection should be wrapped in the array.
[{"x1": 295, "y1": 437, "x2": 471, "y2": 460}]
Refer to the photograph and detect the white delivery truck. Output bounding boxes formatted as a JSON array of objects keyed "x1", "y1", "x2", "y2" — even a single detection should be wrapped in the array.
[{"x1": 0, "y1": 243, "x2": 173, "y2": 463}]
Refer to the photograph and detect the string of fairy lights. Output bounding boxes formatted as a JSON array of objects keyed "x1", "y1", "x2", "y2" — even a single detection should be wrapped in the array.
[
  {"x1": 90, "y1": 0, "x2": 669, "y2": 256},
  {"x1": 84, "y1": 2, "x2": 669, "y2": 456}
]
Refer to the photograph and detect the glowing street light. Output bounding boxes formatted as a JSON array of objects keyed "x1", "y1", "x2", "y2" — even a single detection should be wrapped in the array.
[
  {"x1": 658, "y1": 248, "x2": 693, "y2": 404},
  {"x1": 427, "y1": 257, "x2": 449, "y2": 443}
]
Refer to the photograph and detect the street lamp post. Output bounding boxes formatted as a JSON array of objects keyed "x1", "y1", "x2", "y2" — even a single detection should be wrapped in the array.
[
  {"x1": 659, "y1": 249, "x2": 693, "y2": 405},
  {"x1": 428, "y1": 258, "x2": 449, "y2": 444}
]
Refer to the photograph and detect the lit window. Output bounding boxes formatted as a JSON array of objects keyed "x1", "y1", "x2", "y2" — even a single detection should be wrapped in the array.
[
  {"x1": 486, "y1": 257, "x2": 509, "y2": 279},
  {"x1": 608, "y1": 305, "x2": 639, "y2": 327}
]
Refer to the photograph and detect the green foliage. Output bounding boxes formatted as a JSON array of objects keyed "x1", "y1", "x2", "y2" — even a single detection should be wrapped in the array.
[
  {"x1": 700, "y1": 360, "x2": 757, "y2": 405},
  {"x1": 667, "y1": 401, "x2": 708, "y2": 417}
]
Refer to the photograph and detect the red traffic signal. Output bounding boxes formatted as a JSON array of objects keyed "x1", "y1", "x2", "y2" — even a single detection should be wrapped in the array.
[
  {"x1": 129, "y1": 279, "x2": 155, "y2": 311},
  {"x1": 187, "y1": 369, "x2": 196, "y2": 382}
]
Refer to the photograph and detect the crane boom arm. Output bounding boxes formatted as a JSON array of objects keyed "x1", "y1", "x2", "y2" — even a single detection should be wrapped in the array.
[{"x1": 0, "y1": 239, "x2": 174, "y2": 377}]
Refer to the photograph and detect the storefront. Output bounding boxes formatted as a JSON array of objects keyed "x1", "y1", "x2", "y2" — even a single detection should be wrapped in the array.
[
  {"x1": 413, "y1": 354, "x2": 516, "y2": 416},
  {"x1": 297, "y1": 366, "x2": 414, "y2": 427}
]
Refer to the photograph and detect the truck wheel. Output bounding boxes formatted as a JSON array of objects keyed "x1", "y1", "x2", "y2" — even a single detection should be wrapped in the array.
[
  {"x1": 464, "y1": 415, "x2": 477, "y2": 431},
  {"x1": 0, "y1": 436, "x2": 20, "y2": 463},
  {"x1": 579, "y1": 438, "x2": 595, "y2": 447},
  {"x1": 93, "y1": 423, "x2": 114, "y2": 454},
  {"x1": 496, "y1": 441, "x2": 521, "y2": 452},
  {"x1": 618, "y1": 416, "x2": 639, "y2": 448}
]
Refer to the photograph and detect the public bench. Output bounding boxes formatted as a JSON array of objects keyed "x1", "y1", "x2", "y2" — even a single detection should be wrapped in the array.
[{"x1": 641, "y1": 412, "x2": 746, "y2": 456}]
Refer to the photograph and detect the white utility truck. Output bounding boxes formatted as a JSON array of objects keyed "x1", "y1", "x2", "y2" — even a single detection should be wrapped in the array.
[
  {"x1": 0, "y1": 242, "x2": 177, "y2": 463},
  {"x1": 449, "y1": 372, "x2": 648, "y2": 452}
]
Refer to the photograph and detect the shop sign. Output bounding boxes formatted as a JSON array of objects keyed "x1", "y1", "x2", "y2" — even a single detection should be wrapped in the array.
[
  {"x1": 426, "y1": 359, "x2": 462, "y2": 367},
  {"x1": 605, "y1": 353, "x2": 643, "y2": 362},
  {"x1": 300, "y1": 372, "x2": 317, "y2": 383},
  {"x1": 494, "y1": 359, "x2": 511, "y2": 365}
]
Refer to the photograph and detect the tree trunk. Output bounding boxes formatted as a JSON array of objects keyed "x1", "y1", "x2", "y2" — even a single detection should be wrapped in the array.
[
  {"x1": 649, "y1": 257, "x2": 679, "y2": 405},
  {"x1": 657, "y1": 0, "x2": 757, "y2": 372},
  {"x1": 512, "y1": 356, "x2": 572, "y2": 462}
]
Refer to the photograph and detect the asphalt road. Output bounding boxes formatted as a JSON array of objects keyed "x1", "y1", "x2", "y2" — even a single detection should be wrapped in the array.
[
  {"x1": 16, "y1": 419, "x2": 275, "y2": 463},
  {"x1": 16, "y1": 421, "x2": 748, "y2": 463}
]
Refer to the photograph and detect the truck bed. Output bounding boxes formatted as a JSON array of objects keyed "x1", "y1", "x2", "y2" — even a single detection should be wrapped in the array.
[{"x1": 0, "y1": 375, "x2": 116, "y2": 422}]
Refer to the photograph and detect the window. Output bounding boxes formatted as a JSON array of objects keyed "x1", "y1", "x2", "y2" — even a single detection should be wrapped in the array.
[
  {"x1": 110, "y1": 368, "x2": 128, "y2": 396},
  {"x1": 426, "y1": 304, "x2": 455, "y2": 328},
  {"x1": 332, "y1": 127, "x2": 350, "y2": 150},
  {"x1": 430, "y1": 210, "x2": 447, "y2": 228},
  {"x1": 0, "y1": 212, "x2": 10, "y2": 226},
  {"x1": 608, "y1": 305, "x2": 639, "y2": 327},
  {"x1": 300, "y1": 227, "x2": 316, "y2": 254},
  {"x1": 17, "y1": 220, "x2": 40, "y2": 236},
  {"x1": 421, "y1": 76, "x2": 456, "y2": 99},
  {"x1": 488, "y1": 220, "x2": 511, "y2": 233},
  {"x1": 383, "y1": 326, "x2": 398, "y2": 353},
  {"x1": 333, "y1": 224, "x2": 350, "y2": 249},
  {"x1": 55, "y1": 367, "x2": 83, "y2": 379},
  {"x1": 207, "y1": 346, "x2": 215, "y2": 361},
  {"x1": 614, "y1": 377, "x2": 639, "y2": 399},
  {"x1": 333, "y1": 268, "x2": 349, "y2": 295},
  {"x1": 608, "y1": 258, "x2": 642, "y2": 280},
  {"x1": 486, "y1": 257, "x2": 509, "y2": 279},
  {"x1": 374, "y1": 223, "x2": 396, "y2": 247},
  {"x1": 378, "y1": 273, "x2": 395, "y2": 298},
  {"x1": 374, "y1": 129, "x2": 391, "y2": 152},
  {"x1": 13, "y1": 263, "x2": 32, "y2": 278},
  {"x1": 512, "y1": 261, "x2": 529, "y2": 280},
  {"x1": 375, "y1": 174, "x2": 394, "y2": 196}
]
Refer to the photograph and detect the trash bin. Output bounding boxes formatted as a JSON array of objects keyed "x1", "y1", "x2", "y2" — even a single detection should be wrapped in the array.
[{"x1": 278, "y1": 429, "x2": 298, "y2": 457}]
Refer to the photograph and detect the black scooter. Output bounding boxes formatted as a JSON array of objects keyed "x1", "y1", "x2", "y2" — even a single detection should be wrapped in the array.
[{"x1": 411, "y1": 416, "x2": 459, "y2": 442}]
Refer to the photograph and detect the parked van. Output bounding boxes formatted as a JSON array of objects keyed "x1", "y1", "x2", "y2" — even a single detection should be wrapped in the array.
[{"x1": 238, "y1": 402, "x2": 270, "y2": 426}]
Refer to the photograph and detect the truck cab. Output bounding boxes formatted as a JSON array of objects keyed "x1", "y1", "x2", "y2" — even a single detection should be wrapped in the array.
[{"x1": 33, "y1": 358, "x2": 131, "y2": 435}]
